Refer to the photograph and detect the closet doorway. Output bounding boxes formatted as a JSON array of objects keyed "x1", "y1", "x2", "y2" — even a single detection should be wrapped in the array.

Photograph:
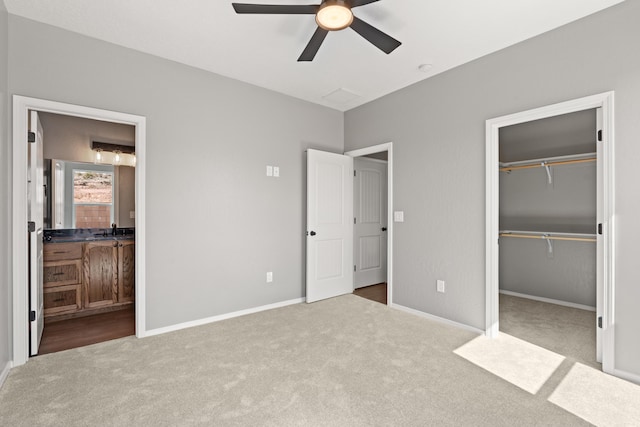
[{"x1": 485, "y1": 92, "x2": 614, "y2": 375}]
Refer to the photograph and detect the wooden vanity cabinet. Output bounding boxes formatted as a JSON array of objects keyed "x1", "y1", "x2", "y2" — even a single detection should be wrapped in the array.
[
  {"x1": 43, "y1": 243, "x2": 83, "y2": 316},
  {"x1": 83, "y1": 239, "x2": 136, "y2": 309},
  {"x1": 83, "y1": 241, "x2": 119, "y2": 309},
  {"x1": 43, "y1": 238, "x2": 135, "y2": 319},
  {"x1": 118, "y1": 240, "x2": 135, "y2": 303}
]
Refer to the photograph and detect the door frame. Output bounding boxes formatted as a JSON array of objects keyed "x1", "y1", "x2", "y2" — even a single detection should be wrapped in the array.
[
  {"x1": 485, "y1": 92, "x2": 614, "y2": 373},
  {"x1": 12, "y1": 95, "x2": 147, "y2": 366},
  {"x1": 345, "y1": 142, "x2": 393, "y2": 305}
]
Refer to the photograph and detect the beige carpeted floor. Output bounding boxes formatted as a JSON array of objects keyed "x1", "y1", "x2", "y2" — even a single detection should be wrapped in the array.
[{"x1": 1, "y1": 294, "x2": 638, "y2": 426}]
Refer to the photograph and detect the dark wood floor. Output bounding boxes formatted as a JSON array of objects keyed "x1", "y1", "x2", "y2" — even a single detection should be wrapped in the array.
[
  {"x1": 37, "y1": 307, "x2": 135, "y2": 355},
  {"x1": 353, "y1": 283, "x2": 387, "y2": 305}
]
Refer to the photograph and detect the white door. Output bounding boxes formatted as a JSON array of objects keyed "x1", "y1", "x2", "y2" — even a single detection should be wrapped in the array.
[
  {"x1": 28, "y1": 110, "x2": 45, "y2": 355},
  {"x1": 306, "y1": 149, "x2": 353, "y2": 303},
  {"x1": 354, "y1": 158, "x2": 387, "y2": 288},
  {"x1": 596, "y1": 107, "x2": 604, "y2": 363}
]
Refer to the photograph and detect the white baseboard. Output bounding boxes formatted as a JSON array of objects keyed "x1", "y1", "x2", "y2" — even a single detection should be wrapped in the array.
[
  {"x1": 499, "y1": 290, "x2": 596, "y2": 312},
  {"x1": 142, "y1": 297, "x2": 305, "y2": 338},
  {"x1": 609, "y1": 367, "x2": 640, "y2": 386},
  {"x1": 0, "y1": 360, "x2": 11, "y2": 390},
  {"x1": 391, "y1": 303, "x2": 484, "y2": 335}
]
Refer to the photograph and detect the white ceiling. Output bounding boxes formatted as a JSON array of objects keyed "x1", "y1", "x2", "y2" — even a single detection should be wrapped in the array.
[{"x1": 4, "y1": 0, "x2": 625, "y2": 111}]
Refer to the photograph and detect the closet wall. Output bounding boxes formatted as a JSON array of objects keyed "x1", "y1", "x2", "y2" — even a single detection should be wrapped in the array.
[{"x1": 499, "y1": 109, "x2": 597, "y2": 308}]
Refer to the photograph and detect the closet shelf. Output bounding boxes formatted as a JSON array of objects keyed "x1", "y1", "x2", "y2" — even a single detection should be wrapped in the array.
[
  {"x1": 499, "y1": 152, "x2": 596, "y2": 172},
  {"x1": 499, "y1": 230, "x2": 596, "y2": 243}
]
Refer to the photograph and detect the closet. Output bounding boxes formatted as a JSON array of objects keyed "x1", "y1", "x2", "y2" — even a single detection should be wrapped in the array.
[{"x1": 498, "y1": 109, "x2": 598, "y2": 310}]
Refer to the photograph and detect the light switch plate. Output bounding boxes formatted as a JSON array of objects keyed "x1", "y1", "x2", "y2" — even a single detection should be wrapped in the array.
[
  {"x1": 394, "y1": 211, "x2": 404, "y2": 222},
  {"x1": 437, "y1": 280, "x2": 446, "y2": 293},
  {"x1": 266, "y1": 165, "x2": 273, "y2": 177},
  {"x1": 129, "y1": 211, "x2": 135, "y2": 219},
  {"x1": 273, "y1": 166, "x2": 280, "y2": 177}
]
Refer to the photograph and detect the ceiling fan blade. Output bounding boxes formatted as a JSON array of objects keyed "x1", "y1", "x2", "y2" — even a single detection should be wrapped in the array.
[
  {"x1": 349, "y1": 16, "x2": 401, "y2": 54},
  {"x1": 298, "y1": 27, "x2": 329, "y2": 61},
  {"x1": 232, "y1": 3, "x2": 319, "y2": 14},
  {"x1": 350, "y1": 0, "x2": 380, "y2": 8}
]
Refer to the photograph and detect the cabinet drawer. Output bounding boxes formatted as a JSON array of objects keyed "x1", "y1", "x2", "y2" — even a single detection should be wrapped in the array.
[
  {"x1": 43, "y1": 260, "x2": 82, "y2": 287},
  {"x1": 44, "y1": 284, "x2": 82, "y2": 316},
  {"x1": 44, "y1": 242, "x2": 83, "y2": 261}
]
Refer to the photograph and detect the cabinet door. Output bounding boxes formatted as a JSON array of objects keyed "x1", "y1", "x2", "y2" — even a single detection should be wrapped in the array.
[
  {"x1": 44, "y1": 284, "x2": 82, "y2": 316},
  {"x1": 83, "y1": 241, "x2": 118, "y2": 308},
  {"x1": 43, "y1": 259, "x2": 82, "y2": 288},
  {"x1": 118, "y1": 241, "x2": 135, "y2": 303}
]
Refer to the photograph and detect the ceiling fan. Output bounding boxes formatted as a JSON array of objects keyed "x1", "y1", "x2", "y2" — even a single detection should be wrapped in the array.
[{"x1": 232, "y1": 0, "x2": 401, "y2": 61}]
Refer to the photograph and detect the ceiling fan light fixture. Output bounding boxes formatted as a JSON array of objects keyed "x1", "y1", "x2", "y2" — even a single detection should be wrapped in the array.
[{"x1": 316, "y1": 0, "x2": 353, "y2": 31}]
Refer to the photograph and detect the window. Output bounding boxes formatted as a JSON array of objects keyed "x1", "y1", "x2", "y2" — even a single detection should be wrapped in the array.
[{"x1": 73, "y1": 169, "x2": 114, "y2": 228}]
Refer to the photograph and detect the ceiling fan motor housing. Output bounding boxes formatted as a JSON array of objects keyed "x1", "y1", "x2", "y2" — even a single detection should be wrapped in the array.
[{"x1": 316, "y1": 0, "x2": 354, "y2": 31}]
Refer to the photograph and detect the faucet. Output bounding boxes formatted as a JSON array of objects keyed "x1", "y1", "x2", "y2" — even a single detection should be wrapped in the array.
[{"x1": 112, "y1": 223, "x2": 117, "y2": 236}]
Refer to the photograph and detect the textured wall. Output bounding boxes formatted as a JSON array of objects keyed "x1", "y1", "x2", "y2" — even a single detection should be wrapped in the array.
[
  {"x1": 345, "y1": 2, "x2": 640, "y2": 377},
  {"x1": 7, "y1": 15, "x2": 344, "y2": 331}
]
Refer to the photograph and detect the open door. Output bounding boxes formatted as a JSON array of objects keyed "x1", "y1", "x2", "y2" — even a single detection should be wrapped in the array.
[
  {"x1": 354, "y1": 157, "x2": 387, "y2": 288},
  {"x1": 306, "y1": 149, "x2": 353, "y2": 303},
  {"x1": 28, "y1": 110, "x2": 45, "y2": 355},
  {"x1": 596, "y1": 107, "x2": 604, "y2": 363}
]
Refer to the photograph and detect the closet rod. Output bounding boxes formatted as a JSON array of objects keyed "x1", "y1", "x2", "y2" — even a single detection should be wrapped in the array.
[
  {"x1": 500, "y1": 157, "x2": 595, "y2": 172},
  {"x1": 499, "y1": 233, "x2": 596, "y2": 243}
]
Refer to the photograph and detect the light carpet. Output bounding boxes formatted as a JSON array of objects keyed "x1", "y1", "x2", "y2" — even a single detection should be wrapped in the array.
[{"x1": 1, "y1": 294, "x2": 637, "y2": 426}]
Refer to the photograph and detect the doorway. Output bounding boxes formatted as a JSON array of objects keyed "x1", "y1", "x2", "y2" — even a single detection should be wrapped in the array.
[
  {"x1": 12, "y1": 96, "x2": 147, "y2": 366},
  {"x1": 485, "y1": 92, "x2": 614, "y2": 374},
  {"x1": 36, "y1": 112, "x2": 136, "y2": 355},
  {"x1": 346, "y1": 143, "x2": 393, "y2": 305},
  {"x1": 497, "y1": 108, "x2": 600, "y2": 368},
  {"x1": 305, "y1": 142, "x2": 393, "y2": 306}
]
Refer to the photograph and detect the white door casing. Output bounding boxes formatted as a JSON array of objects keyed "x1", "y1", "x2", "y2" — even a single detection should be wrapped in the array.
[
  {"x1": 485, "y1": 92, "x2": 614, "y2": 376},
  {"x1": 596, "y1": 107, "x2": 604, "y2": 364},
  {"x1": 28, "y1": 110, "x2": 45, "y2": 355},
  {"x1": 354, "y1": 157, "x2": 387, "y2": 288},
  {"x1": 306, "y1": 149, "x2": 354, "y2": 303}
]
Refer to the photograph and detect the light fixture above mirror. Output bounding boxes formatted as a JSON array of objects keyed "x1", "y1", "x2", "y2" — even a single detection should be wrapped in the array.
[{"x1": 91, "y1": 140, "x2": 136, "y2": 167}]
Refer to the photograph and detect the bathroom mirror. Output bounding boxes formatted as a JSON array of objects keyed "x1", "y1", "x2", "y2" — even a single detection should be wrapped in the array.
[{"x1": 45, "y1": 159, "x2": 135, "y2": 230}]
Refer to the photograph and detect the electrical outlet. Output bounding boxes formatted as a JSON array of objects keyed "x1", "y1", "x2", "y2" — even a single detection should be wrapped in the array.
[
  {"x1": 266, "y1": 272, "x2": 273, "y2": 283},
  {"x1": 437, "y1": 280, "x2": 446, "y2": 293}
]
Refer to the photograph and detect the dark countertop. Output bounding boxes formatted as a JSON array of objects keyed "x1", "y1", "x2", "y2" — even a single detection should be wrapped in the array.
[{"x1": 44, "y1": 228, "x2": 135, "y2": 243}]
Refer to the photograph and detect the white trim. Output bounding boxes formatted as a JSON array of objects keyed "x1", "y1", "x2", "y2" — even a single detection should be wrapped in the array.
[
  {"x1": 391, "y1": 303, "x2": 484, "y2": 335},
  {"x1": 609, "y1": 368, "x2": 640, "y2": 386},
  {"x1": 356, "y1": 157, "x2": 388, "y2": 165},
  {"x1": 345, "y1": 142, "x2": 393, "y2": 305},
  {"x1": 11, "y1": 95, "x2": 147, "y2": 366},
  {"x1": 0, "y1": 361, "x2": 12, "y2": 389},
  {"x1": 143, "y1": 298, "x2": 305, "y2": 337},
  {"x1": 485, "y1": 92, "x2": 615, "y2": 373},
  {"x1": 499, "y1": 290, "x2": 596, "y2": 312}
]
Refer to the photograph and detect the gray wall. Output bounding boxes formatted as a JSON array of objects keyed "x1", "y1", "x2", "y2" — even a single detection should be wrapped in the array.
[
  {"x1": 0, "y1": 0, "x2": 10, "y2": 377},
  {"x1": 7, "y1": 15, "x2": 343, "y2": 330},
  {"x1": 344, "y1": 1, "x2": 640, "y2": 377},
  {"x1": 39, "y1": 112, "x2": 135, "y2": 163},
  {"x1": 499, "y1": 162, "x2": 597, "y2": 306}
]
